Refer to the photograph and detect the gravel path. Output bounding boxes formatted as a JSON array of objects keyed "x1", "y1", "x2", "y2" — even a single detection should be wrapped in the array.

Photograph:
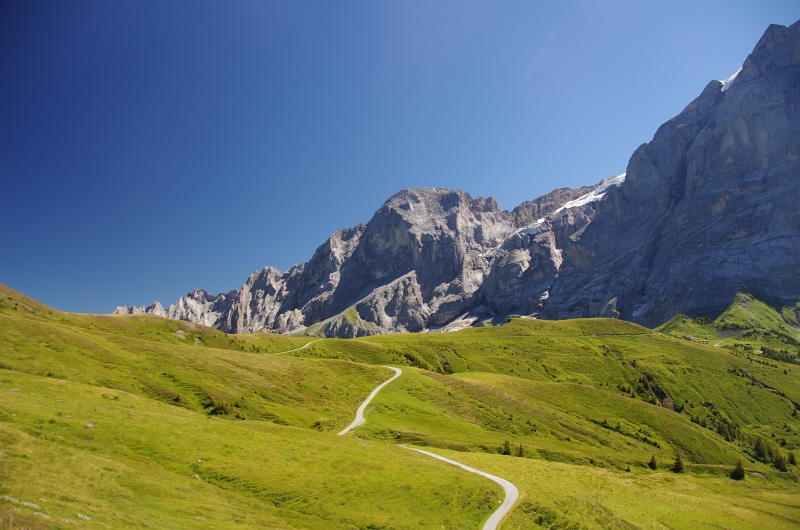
[
  {"x1": 335, "y1": 363, "x2": 519, "y2": 529},
  {"x1": 337, "y1": 366, "x2": 402, "y2": 435},
  {"x1": 400, "y1": 445, "x2": 519, "y2": 530},
  {"x1": 265, "y1": 338, "x2": 322, "y2": 355}
]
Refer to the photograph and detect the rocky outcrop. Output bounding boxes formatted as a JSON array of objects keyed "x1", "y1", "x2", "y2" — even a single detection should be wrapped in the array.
[
  {"x1": 542, "y1": 20, "x2": 800, "y2": 326},
  {"x1": 116, "y1": 21, "x2": 800, "y2": 336},
  {"x1": 480, "y1": 175, "x2": 624, "y2": 317},
  {"x1": 116, "y1": 188, "x2": 529, "y2": 336},
  {"x1": 337, "y1": 189, "x2": 514, "y2": 332},
  {"x1": 115, "y1": 181, "x2": 613, "y2": 336},
  {"x1": 113, "y1": 301, "x2": 167, "y2": 317},
  {"x1": 510, "y1": 185, "x2": 595, "y2": 228}
]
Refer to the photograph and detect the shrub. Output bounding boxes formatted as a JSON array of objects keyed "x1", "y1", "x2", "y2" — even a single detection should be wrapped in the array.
[
  {"x1": 671, "y1": 453, "x2": 684, "y2": 473},
  {"x1": 648, "y1": 455, "x2": 657, "y2": 470},
  {"x1": 774, "y1": 452, "x2": 788, "y2": 472},
  {"x1": 730, "y1": 460, "x2": 745, "y2": 480}
]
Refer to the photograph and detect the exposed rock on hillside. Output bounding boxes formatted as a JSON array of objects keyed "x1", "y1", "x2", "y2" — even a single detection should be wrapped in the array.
[
  {"x1": 113, "y1": 301, "x2": 166, "y2": 317},
  {"x1": 510, "y1": 185, "x2": 595, "y2": 228},
  {"x1": 481, "y1": 175, "x2": 625, "y2": 318},
  {"x1": 543, "y1": 20, "x2": 800, "y2": 326},
  {"x1": 115, "y1": 181, "x2": 614, "y2": 336},
  {"x1": 116, "y1": 21, "x2": 800, "y2": 336}
]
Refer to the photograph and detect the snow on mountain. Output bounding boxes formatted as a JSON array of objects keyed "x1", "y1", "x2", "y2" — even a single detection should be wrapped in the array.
[
  {"x1": 553, "y1": 173, "x2": 626, "y2": 213},
  {"x1": 720, "y1": 67, "x2": 742, "y2": 92},
  {"x1": 114, "y1": 21, "x2": 800, "y2": 336}
]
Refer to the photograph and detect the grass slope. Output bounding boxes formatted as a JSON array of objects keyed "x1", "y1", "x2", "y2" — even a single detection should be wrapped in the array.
[
  {"x1": 0, "y1": 284, "x2": 498, "y2": 528},
  {"x1": 289, "y1": 314, "x2": 800, "y2": 527},
  {"x1": 659, "y1": 293, "x2": 800, "y2": 356},
  {"x1": 3, "y1": 283, "x2": 800, "y2": 528},
  {"x1": 437, "y1": 449, "x2": 800, "y2": 529},
  {"x1": 294, "y1": 318, "x2": 800, "y2": 458}
]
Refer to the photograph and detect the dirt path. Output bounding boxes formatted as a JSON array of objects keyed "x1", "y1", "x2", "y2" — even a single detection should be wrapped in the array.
[
  {"x1": 335, "y1": 364, "x2": 519, "y2": 528},
  {"x1": 265, "y1": 338, "x2": 322, "y2": 355},
  {"x1": 337, "y1": 366, "x2": 402, "y2": 436},
  {"x1": 400, "y1": 445, "x2": 519, "y2": 530}
]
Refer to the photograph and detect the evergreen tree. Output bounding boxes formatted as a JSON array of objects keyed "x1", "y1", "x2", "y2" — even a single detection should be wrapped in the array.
[
  {"x1": 754, "y1": 437, "x2": 768, "y2": 461},
  {"x1": 501, "y1": 440, "x2": 511, "y2": 455},
  {"x1": 775, "y1": 452, "x2": 788, "y2": 472},
  {"x1": 789, "y1": 452, "x2": 797, "y2": 466},
  {"x1": 671, "y1": 452, "x2": 684, "y2": 473},
  {"x1": 648, "y1": 455, "x2": 657, "y2": 470},
  {"x1": 516, "y1": 444, "x2": 524, "y2": 458},
  {"x1": 730, "y1": 460, "x2": 745, "y2": 480}
]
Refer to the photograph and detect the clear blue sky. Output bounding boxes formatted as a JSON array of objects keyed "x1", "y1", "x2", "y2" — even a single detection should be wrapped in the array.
[{"x1": 2, "y1": 1, "x2": 798, "y2": 313}]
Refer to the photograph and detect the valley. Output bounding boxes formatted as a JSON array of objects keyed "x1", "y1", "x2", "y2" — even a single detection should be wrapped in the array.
[{"x1": 3, "y1": 283, "x2": 800, "y2": 528}]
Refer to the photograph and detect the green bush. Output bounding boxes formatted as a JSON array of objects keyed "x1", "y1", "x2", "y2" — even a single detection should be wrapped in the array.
[
  {"x1": 730, "y1": 460, "x2": 745, "y2": 480},
  {"x1": 671, "y1": 453, "x2": 684, "y2": 473}
]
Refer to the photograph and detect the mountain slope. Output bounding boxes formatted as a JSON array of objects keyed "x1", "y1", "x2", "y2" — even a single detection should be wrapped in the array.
[
  {"x1": 116, "y1": 181, "x2": 617, "y2": 336},
  {"x1": 116, "y1": 20, "x2": 800, "y2": 337},
  {"x1": 6, "y1": 285, "x2": 800, "y2": 528},
  {"x1": 659, "y1": 292, "x2": 800, "y2": 358},
  {"x1": 0, "y1": 283, "x2": 500, "y2": 529},
  {"x1": 543, "y1": 21, "x2": 800, "y2": 326}
]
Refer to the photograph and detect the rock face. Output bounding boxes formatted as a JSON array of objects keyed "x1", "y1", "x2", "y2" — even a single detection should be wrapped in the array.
[
  {"x1": 116, "y1": 21, "x2": 800, "y2": 336},
  {"x1": 481, "y1": 175, "x2": 625, "y2": 318},
  {"x1": 113, "y1": 301, "x2": 166, "y2": 317},
  {"x1": 115, "y1": 180, "x2": 618, "y2": 336},
  {"x1": 543, "y1": 20, "x2": 800, "y2": 327}
]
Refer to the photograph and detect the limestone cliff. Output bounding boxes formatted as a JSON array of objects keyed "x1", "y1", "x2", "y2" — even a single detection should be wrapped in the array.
[
  {"x1": 542, "y1": 20, "x2": 800, "y2": 326},
  {"x1": 115, "y1": 21, "x2": 800, "y2": 336}
]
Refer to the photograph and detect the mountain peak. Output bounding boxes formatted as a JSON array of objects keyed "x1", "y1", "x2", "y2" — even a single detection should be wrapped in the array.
[
  {"x1": 740, "y1": 19, "x2": 800, "y2": 83},
  {"x1": 115, "y1": 22, "x2": 800, "y2": 336}
]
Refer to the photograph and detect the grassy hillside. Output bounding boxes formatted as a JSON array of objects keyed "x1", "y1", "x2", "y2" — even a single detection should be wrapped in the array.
[
  {"x1": 0, "y1": 370, "x2": 504, "y2": 529},
  {"x1": 0, "y1": 284, "x2": 498, "y2": 528},
  {"x1": 434, "y1": 449, "x2": 800, "y2": 530},
  {"x1": 659, "y1": 293, "x2": 800, "y2": 357},
  {"x1": 250, "y1": 305, "x2": 800, "y2": 526},
  {"x1": 286, "y1": 317, "x2": 800, "y2": 461},
  {"x1": 2, "y1": 283, "x2": 800, "y2": 528}
]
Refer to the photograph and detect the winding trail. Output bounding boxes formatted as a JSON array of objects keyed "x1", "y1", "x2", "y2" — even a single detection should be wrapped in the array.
[
  {"x1": 337, "y1": 366, "x2": 402, "y2": 435},
  {"x1": 335, "y1": 364, "x2": 519, "y2": 529},
  {"x1": 400, "y1": 445, "x2": 519, "y2": 530},
  {"x1": 265, "y1": 338, "x2": 322, "y2": 355}
]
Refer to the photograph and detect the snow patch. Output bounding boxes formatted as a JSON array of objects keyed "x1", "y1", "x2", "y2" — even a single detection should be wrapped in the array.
[
  {"x1": 720, "y1": 67, "x2": 742, "y2": 92},
  {"x1": 517, "y1": 218, "x2": 546, "y2": 237},
  {"x1": 427, "y1": 314, "x2": 478, "y2": 333},
  {"x1": 485, "y1": 174, "x2": 624, "y2": 260},
  {"x1": 554, "y1": 173, "x2": 626, "y2": 214}
]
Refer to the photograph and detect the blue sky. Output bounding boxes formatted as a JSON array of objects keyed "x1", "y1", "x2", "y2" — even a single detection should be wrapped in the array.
[{"x1": 2, "y1": 1, "x2": 798, "y2": 313}]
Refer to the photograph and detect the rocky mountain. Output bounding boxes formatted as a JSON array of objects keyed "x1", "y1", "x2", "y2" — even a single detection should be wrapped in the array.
[
  {"x1": 114, "y1": 178, "x2": 623, "y2": 336},
  {"x1": 117, "y1": 301, "x2": 166, "y2": 317},
  {"x1": 542, "y1": 20, "x2": 800, "y2": 327},
  {"x1": 115, "y1": 20, "x2": 800, "y2": 337}
]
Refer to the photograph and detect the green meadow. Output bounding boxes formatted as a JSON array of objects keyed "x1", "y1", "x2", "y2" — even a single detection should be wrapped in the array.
[
  {"x1": 2, "y1": 282, "x2": 800, "y2": 528},
  {"x1": 0, "y1": 285, "x2": 498, "y2": 529}
]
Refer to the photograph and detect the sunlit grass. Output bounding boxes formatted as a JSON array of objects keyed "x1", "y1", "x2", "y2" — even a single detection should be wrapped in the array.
[{"x1": 2, "y1": 282, "x2": 800, "y2": 528}]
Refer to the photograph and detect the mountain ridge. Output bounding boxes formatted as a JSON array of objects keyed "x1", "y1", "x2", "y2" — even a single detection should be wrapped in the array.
[
  {"x1": 543, "y1": 20, "x2": 800, "y2": 326},
  {"x1": 114, "y1": 177, "x2": 626, "y2": 336},
  {"x1": 116, "y1": 20, "x2": 800, "y2": 337}
]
